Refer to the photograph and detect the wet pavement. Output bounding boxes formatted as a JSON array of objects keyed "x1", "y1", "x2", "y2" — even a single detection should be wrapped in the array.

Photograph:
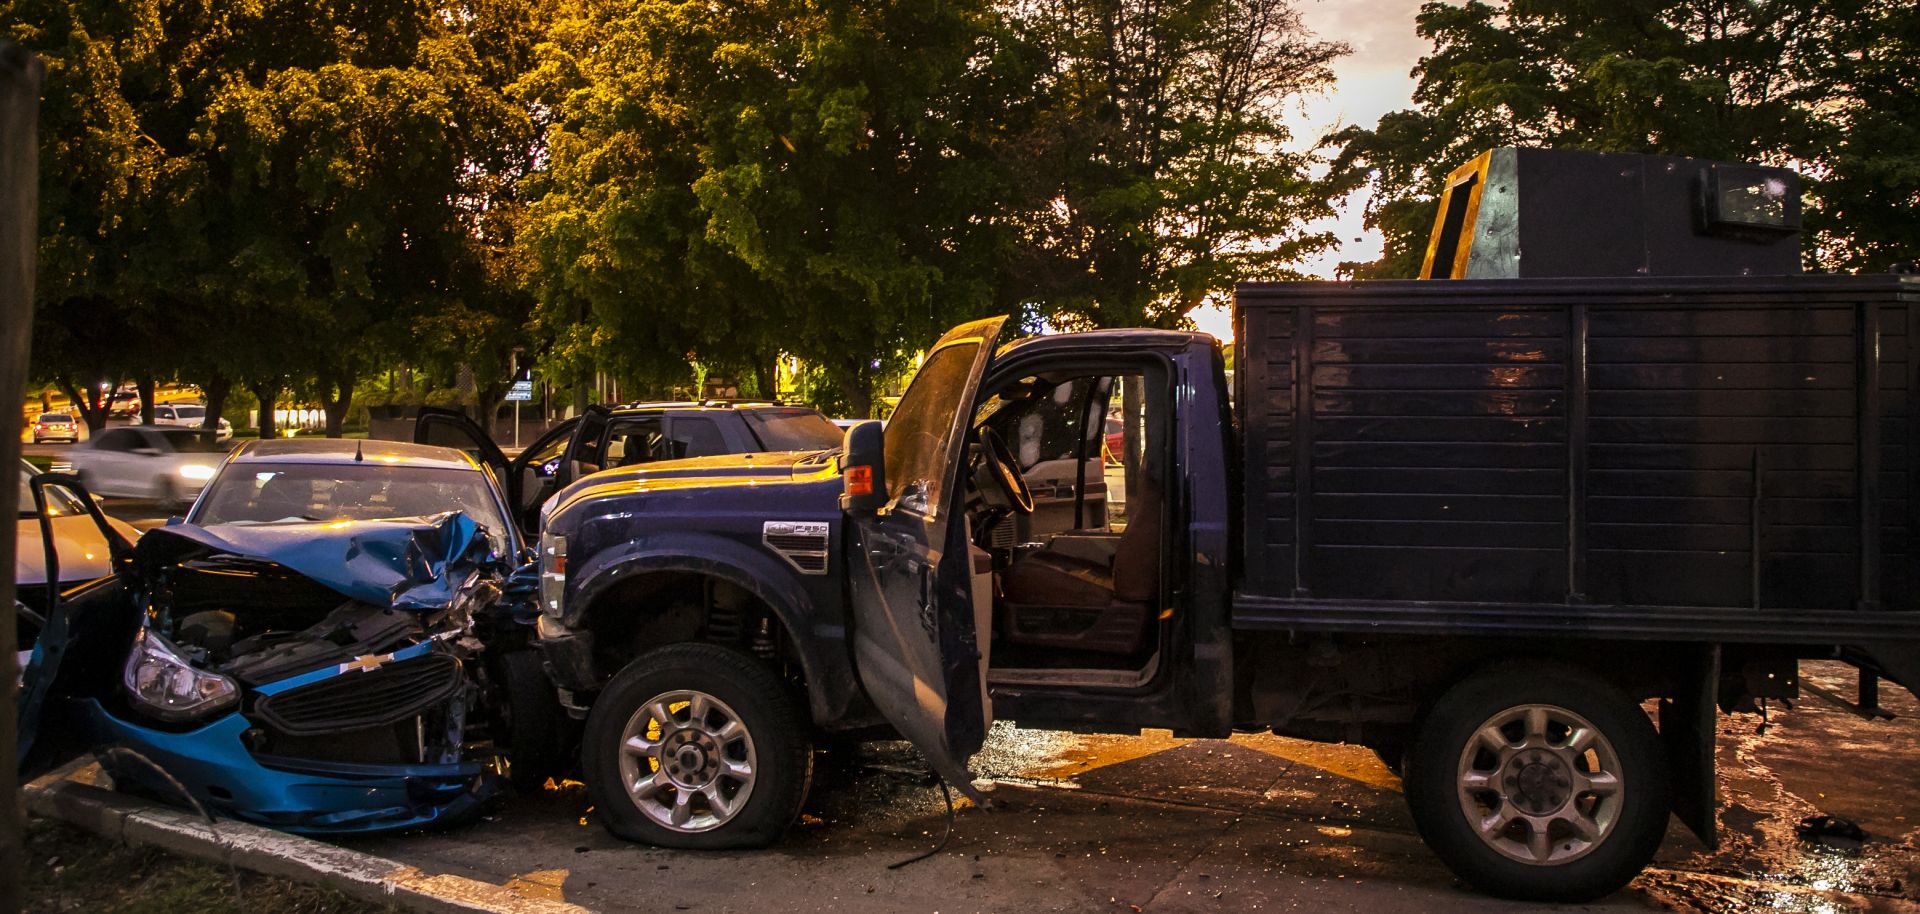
[{"x1": 320, "y1": 662, "x2": 1920, "y2": 914}]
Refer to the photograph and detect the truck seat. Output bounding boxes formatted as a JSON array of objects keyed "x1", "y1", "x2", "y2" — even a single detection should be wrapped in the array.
[{"x1": 998, "y1": 480, "x2": 1161, "y2": 654}]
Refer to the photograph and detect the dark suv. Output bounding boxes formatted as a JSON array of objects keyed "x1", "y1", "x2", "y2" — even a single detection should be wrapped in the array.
[{"x1": 417, "y1": 401, "x2": 844, "y2": 537}]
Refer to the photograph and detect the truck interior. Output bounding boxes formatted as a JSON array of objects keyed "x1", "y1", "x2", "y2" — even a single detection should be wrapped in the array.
[{"x1": 965, "y1": 360, "x2": 1171, "y2": 688}]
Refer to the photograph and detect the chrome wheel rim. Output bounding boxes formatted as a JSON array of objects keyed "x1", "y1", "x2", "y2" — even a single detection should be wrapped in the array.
[
  {"x1": 617, "y1": 689, "x2": 757, "y2": 833},
  {"x1": 1455, "y1": 703, "x2": 1623, "y2": 865}
]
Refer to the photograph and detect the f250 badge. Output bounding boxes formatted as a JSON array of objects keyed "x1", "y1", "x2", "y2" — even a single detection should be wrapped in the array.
[{"x1": 763, "y1": 521, "x2": 831, "y2": 574}]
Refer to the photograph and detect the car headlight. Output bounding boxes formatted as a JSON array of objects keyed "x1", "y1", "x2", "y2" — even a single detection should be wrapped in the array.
[
  {"x1": 123, "y1": 628, "x2": 239, "y2": 721},
  {"x1": 178, "y1": 464, "x2": 215, "y2": 480},
  {"x1": 540, "y1": 533, "x2": 567, "y2": 616}
]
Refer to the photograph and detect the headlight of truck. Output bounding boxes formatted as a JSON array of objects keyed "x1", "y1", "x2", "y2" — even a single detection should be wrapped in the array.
[
  {"x1": 123, "y1": 628, "x2": 239, "y2": 721},
  {"x1": 540, "y1": 533, "x2": 567, "y2": 617}
]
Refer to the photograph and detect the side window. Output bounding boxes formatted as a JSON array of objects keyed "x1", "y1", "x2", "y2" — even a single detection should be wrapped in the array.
[
  {"x1": 521, "y1": 426, "x2": 571, "y2": 477},
  {"x1": 666, "y1": 417, "x2": 728, "y2": 459},
  {"x1": 603, "y1": 418, "x2": 665, "y2": 467},
  {"x1": 94, "y1": 430, "x2": 132, "y2": 452},
  {"x1": 975, "y1": 377, "x2": 1094, "y2": 471}
]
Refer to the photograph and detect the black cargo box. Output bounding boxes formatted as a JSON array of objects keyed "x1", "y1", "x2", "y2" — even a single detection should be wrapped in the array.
[{"x1": 1232, "y1": 274, "x2": 1920, "y2": 639}]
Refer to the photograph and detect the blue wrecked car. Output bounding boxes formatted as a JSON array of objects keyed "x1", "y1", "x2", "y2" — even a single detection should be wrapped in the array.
[{"x1": 17, "y1": 470, "x2": 565, "y2": 835}]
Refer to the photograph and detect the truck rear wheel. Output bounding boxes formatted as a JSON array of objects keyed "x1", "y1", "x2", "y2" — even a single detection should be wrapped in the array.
[
  {"x1": 582, "y1": 643, "x2": 812, "y2": 849},
  {"x1": 1404, "y1": 662, "x2": 1669, "y2": 901}
]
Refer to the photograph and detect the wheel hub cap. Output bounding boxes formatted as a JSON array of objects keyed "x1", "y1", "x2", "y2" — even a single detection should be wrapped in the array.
[
  {"x1": 1506, "y1": 751, "x2": 1571, "y2": 815},
  {"x1": 1455, "y1": 703, "x2": 1624, "y2": 865},
  {"x1": 616, "y1": 689, "x2": 758, "y2": 833}
]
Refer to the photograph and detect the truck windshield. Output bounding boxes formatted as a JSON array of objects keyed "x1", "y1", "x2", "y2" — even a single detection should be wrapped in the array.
[
  {"x1": 883, "y1": 341, "x2": 980, "y2": 516},
  {"x1": 743, "y1": 409, "x2": 843, "y2": 452}
]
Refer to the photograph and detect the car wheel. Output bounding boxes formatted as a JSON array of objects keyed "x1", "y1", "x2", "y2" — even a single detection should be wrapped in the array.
[
  {"x1": 583, "y1": 643, "x2": 812, "y2": 849},
  {"x1": 1403, "y1": 662, "x2": 1669, "y2": 902},
  {"x1": 498, "y1": 650, "x2": 575, "y2": 791}
]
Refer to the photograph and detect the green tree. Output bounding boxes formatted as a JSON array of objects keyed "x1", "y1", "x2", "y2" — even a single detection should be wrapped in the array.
[
  {"x1": 5, "y1": 0, "x2": 171, "y2": 433},
  {"x1": 521, "y1": 0, "x2": 1029, "y2": 417},
  {"x1": 1005, "y1": 0, "x2": 1349, "y2": 328},
  {"x1": 1336, "y1": 0, "x2": 1912, "y2": 278}
]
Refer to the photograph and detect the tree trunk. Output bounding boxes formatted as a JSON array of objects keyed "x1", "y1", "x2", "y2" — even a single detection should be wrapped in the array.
[
  {"x1": 834, "y1": 358, "x2": 872, "y2": 419},
  {"x1": 196, "y1": 373, "x2": 232, "y2": 432},
  {"x1": 55, "y1": 378, "x2": 110, "y2": 435},
  {"x1": 135, "y1": 374, "x2": 156, "y2": 426},
  {"x1": 754, "y1": 358, "x2": 779, "y2": 403},
  {"x1": 319, "y1": 369, "x2": 354, "y2": 438},
  {"x1": 1, "y1": 43, "x2": 46, "y2": 914},
  {"x1": 250, "y1": 379, "x2": 280, "y2": 440}
]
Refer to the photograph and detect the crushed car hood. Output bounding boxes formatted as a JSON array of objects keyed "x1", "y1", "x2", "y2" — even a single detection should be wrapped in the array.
[{"x1": 131, "y1": 512, "x2": 497, "y2": 611}]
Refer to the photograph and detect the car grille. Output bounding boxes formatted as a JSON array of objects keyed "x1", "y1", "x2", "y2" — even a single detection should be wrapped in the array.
[{"x1": 255, "y1": 653, "x2": 465, "y2": 736}]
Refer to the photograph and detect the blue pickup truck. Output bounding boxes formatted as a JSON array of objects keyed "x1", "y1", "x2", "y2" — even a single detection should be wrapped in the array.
[{"x1": 423, "y1": 150, "x2": 1920, "y2": 901}]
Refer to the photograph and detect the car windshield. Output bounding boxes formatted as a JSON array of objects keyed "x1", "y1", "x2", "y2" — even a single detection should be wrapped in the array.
[
  {"x1": 39, "y1": 413, "x2": 70, "y2": 423},
  {"x1": 170, "y1": 405, "x2": 206, "y2": 419},
  {"x1": 742, "y1": 409, "x2": 844, "y2": 452},
  {"x1": 17, "y1": 463, "x2": 85, "y2": 518},
  {"x1": 192, "y1": 462, "x2": 513, "y2": 554},
  {"x1": 153, "y1": 429, "x2": 227, "y2": 453}
]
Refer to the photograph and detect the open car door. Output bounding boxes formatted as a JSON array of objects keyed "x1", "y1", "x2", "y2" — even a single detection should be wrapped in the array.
[
  {"x1": 845, "y1": 317, "x2": 1005, "y2": 801},
  {"x1": 414, "y1": 406, "x2": 523, "y2": 524},
  {"x1": 16, "y1": 473, "x2": 137, "y2": 778}
]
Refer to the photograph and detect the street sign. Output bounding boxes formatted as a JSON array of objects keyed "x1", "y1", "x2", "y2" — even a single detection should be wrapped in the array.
[{"x1": 506, "y1": 380, "x2": 534, "y2": 402}]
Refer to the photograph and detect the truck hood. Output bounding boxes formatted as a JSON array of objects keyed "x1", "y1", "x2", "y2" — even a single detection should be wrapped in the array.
[{"x1": 547, "y1": 450, "x2": 839, "y2": 523}]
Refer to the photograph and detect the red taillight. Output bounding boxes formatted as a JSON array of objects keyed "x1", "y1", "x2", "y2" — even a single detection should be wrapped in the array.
[{"x1": 845, "y1": 465, "x2": 874, "y2": 497}]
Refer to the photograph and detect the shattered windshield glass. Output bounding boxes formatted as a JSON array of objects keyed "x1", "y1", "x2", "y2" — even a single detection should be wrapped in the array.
[{"x1": 193, "y1": 463, "x2": 512, "y2": 554}]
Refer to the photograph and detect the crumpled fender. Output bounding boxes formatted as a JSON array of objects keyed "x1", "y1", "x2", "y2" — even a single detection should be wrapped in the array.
[
  {"x1": 132, "y1": 513, "x2": 497, "y2": 611},
  {"x1": 567, "y1": 531, "x2": 855, "y2": 725}
]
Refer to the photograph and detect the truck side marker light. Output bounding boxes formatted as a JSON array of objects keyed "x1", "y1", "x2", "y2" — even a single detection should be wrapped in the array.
[{"x1": 846, "y1": 465, "x2": 874, "y2": 497}]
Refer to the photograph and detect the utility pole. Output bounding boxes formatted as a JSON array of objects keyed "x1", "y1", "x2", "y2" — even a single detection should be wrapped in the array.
[{"x1": 0, "y1": 41, "x2": 46, "y2": 914}]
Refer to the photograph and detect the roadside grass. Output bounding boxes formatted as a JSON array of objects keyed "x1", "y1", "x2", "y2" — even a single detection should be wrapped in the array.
[
  {"x1": 24, "y1": 817, "x2": 399, "y2": 914},
  {"x1": 23, "y1": 454, "x2": 54, "y2": 471}
]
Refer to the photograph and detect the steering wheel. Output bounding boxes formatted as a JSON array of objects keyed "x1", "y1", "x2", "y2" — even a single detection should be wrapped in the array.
[{"x1": 973, "y1": 427, "x2": 1035, "y2": 515}]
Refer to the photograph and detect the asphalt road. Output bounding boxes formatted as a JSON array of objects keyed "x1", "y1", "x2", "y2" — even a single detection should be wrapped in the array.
[{"x1": 327, "y1": 663, "x2": 1920, "y2": 914}]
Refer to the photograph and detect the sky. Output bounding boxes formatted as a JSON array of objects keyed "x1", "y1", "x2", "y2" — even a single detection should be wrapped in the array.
[{"x1": 1186, "y1": 0, "x2": 1429, "y2": 342}]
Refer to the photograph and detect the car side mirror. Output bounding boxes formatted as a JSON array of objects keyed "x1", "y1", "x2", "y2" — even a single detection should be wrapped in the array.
[{"x1": 839, "y1": 421, "x2": 888, "y2": 516}]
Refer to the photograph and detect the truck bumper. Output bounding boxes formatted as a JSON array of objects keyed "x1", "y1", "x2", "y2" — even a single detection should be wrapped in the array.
[{"x1": 535, "y1": 614, "x2": 598, "y2": 692}]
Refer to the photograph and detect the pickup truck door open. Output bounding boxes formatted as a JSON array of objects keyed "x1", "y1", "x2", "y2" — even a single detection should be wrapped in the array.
[{"x1": 845, "y1": 317, "x2": 1005, "y2": 801}]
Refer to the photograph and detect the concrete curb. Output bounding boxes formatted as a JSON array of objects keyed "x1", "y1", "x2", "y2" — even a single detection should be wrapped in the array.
[{"x1": 25, "y1": 768, "x2": 592, "y2": 914}]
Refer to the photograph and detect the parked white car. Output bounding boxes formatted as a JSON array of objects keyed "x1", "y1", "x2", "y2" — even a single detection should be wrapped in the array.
[
  {"x1": 69, "y1": 426, "x2": 228, "y2": 509},
  {"x1": 146, "y1": 403, "x2": 233, "y2": 441}
]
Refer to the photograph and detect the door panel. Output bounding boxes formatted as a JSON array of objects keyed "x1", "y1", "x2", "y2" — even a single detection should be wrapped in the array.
[{"x1": 846, "y1": 317, "x2": 1005, "y2": 799}]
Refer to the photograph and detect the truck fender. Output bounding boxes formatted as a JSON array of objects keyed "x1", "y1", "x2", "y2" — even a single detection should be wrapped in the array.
[{"x1": 565, "y1": 532, "x2": 852, "y2": 725}]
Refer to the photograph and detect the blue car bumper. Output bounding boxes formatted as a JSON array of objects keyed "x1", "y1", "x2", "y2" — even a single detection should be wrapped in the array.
[{"x1": 85, "y1": 700, "x2": 497, "y2": 835}]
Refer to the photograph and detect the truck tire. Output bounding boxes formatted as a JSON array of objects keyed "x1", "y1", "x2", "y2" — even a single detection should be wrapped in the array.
[
  {"x1": 1404, "y1": 662, "x2": 1669, "y2": 902},
  {"x1": 582, "y1": 643, "x2": 812, "y2": 849},
  {"x1": 499, "y1": 650, "x2": 574, "y2": 791}
]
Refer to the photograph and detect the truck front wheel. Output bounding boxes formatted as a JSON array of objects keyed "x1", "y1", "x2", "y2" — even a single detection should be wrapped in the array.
[
  {"x1": 582, "y1": 643, "x2": 813, "y2": 849},
  {"x1": 1404, "y1": 662, "x2": 1670, "y2": 901}
]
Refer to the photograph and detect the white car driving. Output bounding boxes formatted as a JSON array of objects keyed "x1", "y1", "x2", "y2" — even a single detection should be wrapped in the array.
[{"x1": 69, "y1": 426, "x2": 228, "y2": 509}]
